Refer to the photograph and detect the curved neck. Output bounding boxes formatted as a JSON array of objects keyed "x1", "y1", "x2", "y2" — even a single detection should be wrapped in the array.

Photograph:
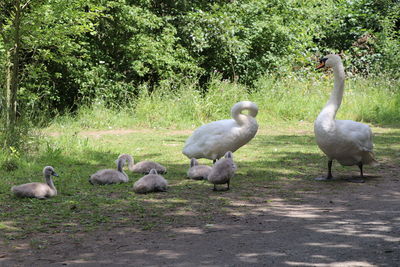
[
  {"x1": 319, "y1": 63, "x2": 345, "y2": 121},
  {"x1": 232, "y1": 103, "x2": 258, "y2": 126},
  {"x1": 45, "y1": 175, "x2": 56, "y2": 191},
  {"x1": 117, "y1": 159, "x2": 125, "y2": 172}
]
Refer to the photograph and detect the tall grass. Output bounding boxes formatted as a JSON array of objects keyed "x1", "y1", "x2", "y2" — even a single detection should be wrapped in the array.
[{"x1": 46, "y1": 74, "x2": 400, "y2": 132}]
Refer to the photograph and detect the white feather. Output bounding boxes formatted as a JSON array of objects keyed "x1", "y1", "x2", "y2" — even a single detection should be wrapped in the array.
[
  {"x1": 314, "y1": 54, "x2": 378, "y2": 168},
  {"x1": 183, "y1": 101, "x2": 258, "y2": 161}
]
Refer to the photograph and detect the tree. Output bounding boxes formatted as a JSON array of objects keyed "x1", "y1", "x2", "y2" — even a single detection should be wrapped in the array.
[{"x1": 0, "y1": 0, "x2": 100, "y2": 149}]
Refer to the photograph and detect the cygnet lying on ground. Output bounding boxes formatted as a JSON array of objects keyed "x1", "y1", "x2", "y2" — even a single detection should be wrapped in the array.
[
  {"x1": 89, "y1": 154, "x2": 132, "y2": 185},
  {"x1": 187, "y1": 158, "x2": 212, "y2": 180},
  {"x1": 133, "y1": 169, "x2": 168, "y2": 194},
  {"x1": 129, "y1": 157, "x2": 167, "y2": 174},
  {"x1": 11, "y1": 166, "x2": 59, "y2": 199}
]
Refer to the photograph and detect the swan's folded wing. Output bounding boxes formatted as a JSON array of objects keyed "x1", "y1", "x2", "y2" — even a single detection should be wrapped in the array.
[{"x1": 337, "y1": 120, "x2": 374, "y2": 152}]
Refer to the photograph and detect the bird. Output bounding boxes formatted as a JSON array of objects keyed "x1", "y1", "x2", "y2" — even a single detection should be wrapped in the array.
[
  {"x1": 133, "y1": 169, "x2": 168, "y2": 194},
  {"x1": 207, "y1": 151, "x2": 237, "y2": 191},
  {"x1": 187, "y1": 158, "x2": 212, "y2": 180},
  {"x1": 182, "y1": 101, "x2": 258, "y2": 163},
  {"x1": 129, "y1": 158, "x2": 167, "y2": 174},
  {"x1": 314, "y1": 54, "x2": 378, "y2": 182},
  {"x1": 89, "y1": 154, "x2": 132, "y2": 185},
  {"x1": 11, "y1": 166, "x2": 59, "y2": 199}
]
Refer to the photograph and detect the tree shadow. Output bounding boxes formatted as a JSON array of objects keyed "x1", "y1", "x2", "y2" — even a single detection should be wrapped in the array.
[{"x1": 1, "y1": 130, "x2": 399, "y2": 266}]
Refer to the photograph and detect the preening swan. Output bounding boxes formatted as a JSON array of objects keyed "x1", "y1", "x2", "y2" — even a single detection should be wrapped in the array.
[
  {"x1": 11, "y1": 166, "x2": 59, "y2": 199},
  {"x1": 129, "y1": 157, "x2": 167, "y2": 174},
  {"x1": 133, "y1": 169, "x2": 168, "y2": 194},
  {"x1": 207, "y1": 151, "x2": 237, "y2": 191},
  {"x1": 89, "y1": 154, "x2": 132, "y2": 185},
  {"x1": 187, "y1": 158, "x2": 212, "y2": 180},
  {"x1": 314, "y1": 54, "x2": 378, "y2": 182},
  {"x1": 183, "y1": 101, "x2": 258, "y2": 162}
]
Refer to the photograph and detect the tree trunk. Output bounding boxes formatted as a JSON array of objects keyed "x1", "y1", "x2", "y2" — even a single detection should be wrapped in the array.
[{"x1": 4, "y1": 0, "x2": 21, "y2": 147}]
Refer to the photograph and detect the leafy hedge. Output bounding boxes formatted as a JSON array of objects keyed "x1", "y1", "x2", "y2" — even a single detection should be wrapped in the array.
[{"x1": 0, "y1": 0, "x2": 399, "y2": 118}]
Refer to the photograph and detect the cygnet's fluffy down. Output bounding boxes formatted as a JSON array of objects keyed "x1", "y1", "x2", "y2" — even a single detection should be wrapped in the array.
[
  {"x1": 89, "y1": 154, "x2": 131, "y2": 185},
  {"x1": 187, "y1": 158, "x2": 212, "y2": 180},
  {"x1": 207, "y1": 151, "x2": 237, "y2": 191},
  {"x1": 130, "y1": 159, "x2": 167, "y2": 174},
  {"x1": 11, "y1": 166, "x2": 59, "y2": 199},
  {"x1": 133, "y1": 169, "x2": 168, "y2": 194}
]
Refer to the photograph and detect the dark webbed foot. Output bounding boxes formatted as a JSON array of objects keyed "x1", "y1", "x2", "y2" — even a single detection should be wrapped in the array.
[{"x1": 315, "y1": 160, "x2": 333, "y2": 181}]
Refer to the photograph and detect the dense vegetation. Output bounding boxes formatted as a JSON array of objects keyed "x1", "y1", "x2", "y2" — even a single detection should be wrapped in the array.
[{"x1": 0, "y1": 0, "x2": 399, "y2": 151}]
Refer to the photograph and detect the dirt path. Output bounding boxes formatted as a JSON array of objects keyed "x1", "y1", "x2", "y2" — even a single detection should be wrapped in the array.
[{"x1": 1, "y1": 173, "x2": 399, "y2": 267}]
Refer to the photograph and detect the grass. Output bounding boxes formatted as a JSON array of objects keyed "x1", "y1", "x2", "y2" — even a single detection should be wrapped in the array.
[
  {"x1": 45, "y1": 74, "x2": 400, "y2": 132},
  {"x1": 0, "y1": 75, "x2": 399, "y2": 243},
  {"x1": 1, "y1": 122, "x2": 399, "y2": 242}
]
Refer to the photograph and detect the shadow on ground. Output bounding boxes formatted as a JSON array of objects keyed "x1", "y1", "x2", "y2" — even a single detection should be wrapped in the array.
[{"x1": 0, "y1": 129, "x2": 399, "y2": 266}]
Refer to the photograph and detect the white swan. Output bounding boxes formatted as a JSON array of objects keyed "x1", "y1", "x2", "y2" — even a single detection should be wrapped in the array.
[
  {"x1": 11, "y1": 166, "x2": 59, "y2": 199},
  {"x1": 182, "y1": 101, "x2": 258, "y2": 162},
  {"x1": 187, "y1": 158, "x2": 212, "y2": 180},
  {"x1": 89, "y1": 154, "x2": 131, "y2": 185},
  {"x1": 314, "y1": 54, "x2": 378, "y2": 182},
  {"x1": 207, "y1": 151, "x2": 237, "y2": 191}
]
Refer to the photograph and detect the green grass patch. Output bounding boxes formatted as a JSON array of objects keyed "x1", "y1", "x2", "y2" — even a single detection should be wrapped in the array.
[
  {"x1": 1, "y1": 121, "x2": 399, "y2": 240},
  {"x1": 45, "y1": 75, "x2": 400, "y2": 132}
]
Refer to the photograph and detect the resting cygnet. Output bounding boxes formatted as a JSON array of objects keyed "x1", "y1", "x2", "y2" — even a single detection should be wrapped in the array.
[
  {"x1": 187, "y1": 158, "x2": 212, "y2": 180},
  {"x1": 133, "y1": 169, "x2": 168, "y2": 194},
  {"x1": 129, "y1": 157, "x2": 167, "y2": 174},
  {"x1": 11, "y1": 166, "x2": 59, "y2": 199},
  {"x1": 207, "y1": 151, "x2": 237, "y2": 191},
  {"x1": 89, "y1": 154, "x2": 132, "y2": 185}
]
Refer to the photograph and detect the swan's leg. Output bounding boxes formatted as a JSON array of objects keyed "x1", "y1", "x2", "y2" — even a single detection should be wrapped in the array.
[
  {"x1": 226, "y1": 180, "x2": 230, "y2": 191},
  {"x1": 327, "y1": 160, "x2": 333, "y2": 179},
  {"x1": 213, "y1": 184, "x2": 217, "y2": 191},
  {"x1": 315, "y1": 160, "x2": 334, "y2": 181},
  {"x1": 346, "y1": 163, "x2": 365, "y2": 183},
  {"x1": 358, "y1": 163, "x2": 364, "y2": 178}
]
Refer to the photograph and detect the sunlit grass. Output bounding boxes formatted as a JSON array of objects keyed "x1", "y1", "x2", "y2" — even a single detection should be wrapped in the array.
[{"x1": 45, "y1": 75, "x2": 400, "y2": 132}]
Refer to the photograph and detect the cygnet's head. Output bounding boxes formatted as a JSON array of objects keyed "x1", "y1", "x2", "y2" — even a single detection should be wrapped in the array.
[
  {"x1": 316, "y1": 54, "x2": 341, "y2": 69},
  {"x1": 149, "y1": 169, "x2": 158, "y2": 175},
  {"x1": 43, "y1": 166, "x2": 59, "y2": 177}
]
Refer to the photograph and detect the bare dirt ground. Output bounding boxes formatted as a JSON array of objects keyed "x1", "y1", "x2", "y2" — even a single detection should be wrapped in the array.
[{"x1": 1, "y1": 168, "x2": 399, "y2": 267}]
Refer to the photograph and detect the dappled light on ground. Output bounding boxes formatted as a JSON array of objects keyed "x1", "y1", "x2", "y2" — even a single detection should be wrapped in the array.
[{"x1": 1, "y1": 124, "x2": 399, "y2": 265}]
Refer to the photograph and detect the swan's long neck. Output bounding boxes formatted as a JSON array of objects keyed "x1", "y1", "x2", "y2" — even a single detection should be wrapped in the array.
[
  {"x1": 231, "y1": 102, "x2": 258, "y2": 126},
  {"x1": 45, "y1": 175, "x2": 56, "y2": 192},
  {"x1": 117, "y1": 158, "x2": 125, "y2": 173},
  {"x1": 318, "y1": 63, "x2": 345, "y2": 121}
]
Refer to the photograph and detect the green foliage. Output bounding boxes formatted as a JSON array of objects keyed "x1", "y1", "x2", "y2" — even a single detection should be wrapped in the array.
[
  {"x1": 0, "y1": 0, "x2": 399, "y2": 130},
  {"x1": 43, "y1": 76, "x2": 400, "y2": 131}
]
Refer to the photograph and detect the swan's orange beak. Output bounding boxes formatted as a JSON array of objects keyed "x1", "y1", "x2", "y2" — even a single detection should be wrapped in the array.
[{"x1": 316, "y1": 62, "x2": 325, "y2": 70}]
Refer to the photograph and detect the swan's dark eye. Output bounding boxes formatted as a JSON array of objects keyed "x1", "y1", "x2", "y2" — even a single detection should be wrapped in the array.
[{"x1": 320, "y1": 57, "x2": 328, "y2": 63}]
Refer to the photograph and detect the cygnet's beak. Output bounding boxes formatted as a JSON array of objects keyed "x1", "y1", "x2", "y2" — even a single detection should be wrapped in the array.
[{"x1": 53, "y1": 172, "x2": 59, "y2": 177}]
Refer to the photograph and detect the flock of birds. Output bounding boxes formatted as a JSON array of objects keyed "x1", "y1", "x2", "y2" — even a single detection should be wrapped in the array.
[{"x1": 11, "y1": 54, "x2": 378, "y2": 199}]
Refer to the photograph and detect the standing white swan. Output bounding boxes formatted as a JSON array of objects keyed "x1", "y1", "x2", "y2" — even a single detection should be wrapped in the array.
[
  {"x1": 314, "y1": 54, "x2": 378, "y2": 182},
  {"x1": 182, "y1": 101, "x2": 258, "y2": 162}
]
